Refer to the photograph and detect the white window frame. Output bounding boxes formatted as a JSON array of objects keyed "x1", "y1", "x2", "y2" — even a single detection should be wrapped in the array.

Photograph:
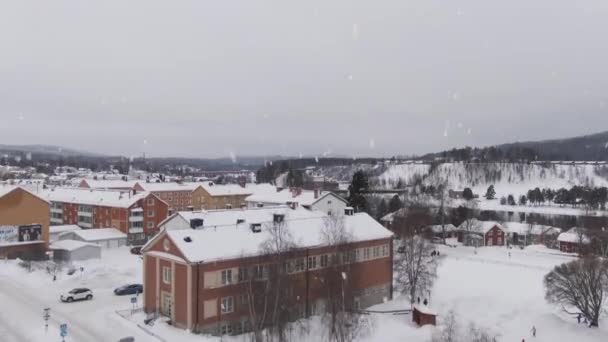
[
  {"x1": 320, "y1": 254, "x2": 328, "y2": 268},
  {"x1": 307, "y1": 256, "x2": 317, "y2": 270},
  {"x1": 221, "y1": 296, "x2": 234, "y2": 314},
  {"x1": 162, "y1": 266, "x2": 172, "y2": 285},
  {"x1": 221, "y1": 269, "x2": 233, "y2": 286}
]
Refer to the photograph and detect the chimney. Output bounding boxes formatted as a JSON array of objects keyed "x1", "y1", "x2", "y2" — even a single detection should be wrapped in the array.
[{"x1": 314, "y1": 189, "x2": 320, "y2": 199}]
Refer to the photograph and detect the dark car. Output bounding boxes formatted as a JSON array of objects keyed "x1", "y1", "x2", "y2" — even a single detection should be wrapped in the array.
[
  {"x1": 114, "y1": 284, "x2": 143, "y2": 296},
  {"x1": 130, "y1": 246, "x2": 143, "y2": 255}
]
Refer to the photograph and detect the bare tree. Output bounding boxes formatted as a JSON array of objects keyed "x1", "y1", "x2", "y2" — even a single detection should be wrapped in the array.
[
  {"x1": 394, "y1": 235, "x2": 440, "y2": 304},
  {"x1": 544, "y1": 257, "x2": 608, "y2": 327},
  {"x1": 431, "y1": 311, "x2": 499, "y2": 342},
  {"x1": 435, "y1": 182, "x2": 453, "y2": 244},
  {"x1": 318, "y1": 215, "x2": 363, "y2": 342},
  {"x1": 392, "y1": 201, "x2": 433, "y2": 238}
]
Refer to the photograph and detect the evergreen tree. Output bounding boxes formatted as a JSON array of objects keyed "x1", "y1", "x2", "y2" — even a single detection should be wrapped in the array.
[
  {"x1": 388, "y1": 195, "x2": 403, "y2": 213},
  {"x1": 485, "y1": 185, "x2": 496, "y2": 200},
  {"x1": 507, "y1": 194, "x2": 516, "y2": 205},
  {"x1": 519, "y1": 195, "x2": 528, "y2": 206},
  {"x1": 463, "y1": 187, "x2": 474, "y2": 201},
  {"x1": 377, "y1": 198, "x2": 388, "y2": 220},
  {"x1": 500, "y1": 196, "x2": 507, "y2": 205},
  {"x1": 348, "y1": 170, "x2": 369, "y2": 213}
]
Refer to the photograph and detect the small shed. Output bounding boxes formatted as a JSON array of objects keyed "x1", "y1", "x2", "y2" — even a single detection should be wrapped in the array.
[
  {"x1": 412, "y1": 305, "x2": 437, "y2": 326},
  {"x1": 50, "y1": 239, "x2": 102, "y2": 262},
  {"x1": 557, "y1": 227, "x2": 590, "y2": 253},
  {"x1": 49, "y1": 225, "x2": 81, "y2": 242},
  {"x1": 59, "y1": 228, "x2": 127, "y2": 248}
]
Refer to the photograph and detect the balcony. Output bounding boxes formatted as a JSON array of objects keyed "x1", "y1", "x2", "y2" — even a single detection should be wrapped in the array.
[
  {"x1": 129, "y1": 227, "x2": 144, "y2": 234},
  {"x1": 51, "y1": 217, "x2": 63, "y2": 224},
  {"x1": 50, "y1": 207, "x2": 63, "y2": 214},
  {"x1": 129, "y1": 216, "x2": 144, "y2": 223},
  {"x1": 77, "y1": 211, "x2": 93, "y2": 217}
]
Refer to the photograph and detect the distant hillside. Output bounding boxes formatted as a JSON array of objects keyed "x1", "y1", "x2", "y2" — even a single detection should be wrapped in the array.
[
  {"x1": 0, "y1": 144, "x2": 102, "y2": 158},
  {"x1": 498, "y1": 131, "x2": 608, "y2": 161}
]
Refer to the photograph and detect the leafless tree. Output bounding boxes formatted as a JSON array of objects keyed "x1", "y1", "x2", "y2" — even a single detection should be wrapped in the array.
[
  {"x1": 431, "y1": 311, "x2": 499, "y2": 342},
  {"x1": 394, "y1": 235, "x2": 440, "y2": 304},
  {"x1": 435, "y1": 182, "x2": 453, "y2": 244},
  {"x1": 544, "y1": 257, "x2": 608, "y2": 327},
  {"x1": 392, "y1": 201, "x2": 433, "y2": 238},
  {"x1": 317, "y1": 215, "x2": 364, "y2": 342}
]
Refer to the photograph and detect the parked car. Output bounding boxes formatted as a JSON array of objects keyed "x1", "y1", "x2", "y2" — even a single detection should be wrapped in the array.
[
  {"x1": 61, "y1": 288, "x2": 93, "y2": 302},
  {"x1": 118, "y1": 337, "x2": 135, "y2": 342},
  {"x1": 114, "y1": 284, "x2": 143, "y2": 296},
  {"x1": 130, "y1": 246, "x2": 143, "y2": 255}
]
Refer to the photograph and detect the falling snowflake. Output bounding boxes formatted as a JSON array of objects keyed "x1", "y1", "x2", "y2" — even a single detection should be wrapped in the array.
[
  {"x1": 229, "y1": 152, "x2": 237, "y2": 163},
  {"x1": 352, "y1": 23, "x2": 359, "y2": 40},
  {"x1": 369, "y1": 138, "x2": 375, "y2": 149},
  {"x1": 315, "y1": 156, "x2": 319, "y2": 163},
  {"x1": 347, "y1": 75, "x2": 353, "y2": 81}
]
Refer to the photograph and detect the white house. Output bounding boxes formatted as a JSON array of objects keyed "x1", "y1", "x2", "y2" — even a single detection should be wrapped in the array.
[
  {"x1": 245, "y1": 188, "x2": 348, "y2": 216},
  {"x1": 49, "y1": 225, "x2": 81, "y2": 242},
  {"x1": 49, "y1": 240, "x2": 102, "y2": 262},
  {"x1": 59, "y1": 228, "x2": 127, "y2": 248}
]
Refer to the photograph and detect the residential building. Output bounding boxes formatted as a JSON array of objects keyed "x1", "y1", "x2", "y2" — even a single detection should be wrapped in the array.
[
  {"x1": 49, "y1": 224, "x2": 81, "y2": 242},
  {"x1": 245, "y1": 187, "x2": 348, "y2": 216},
  {"x1": 78, "y1": 179, "x2": 139, "y2": 191},
  {"x1": 50, "y1": 240, "x2": 102, "y2": 262},
  {"x1": 142, "y1": 207, "x2": 393, "y2": 335},
  {"x1": 59, "y1": 228, "x2": 127, "y2": 248},
  {"x1": 0, "y1": 186, "x2": 50, "y2": 259},
  {"x1": 41, "y1": 188, "x2": 169, "y2": 245},
  {"x1": 134, "y1": 182, "x2": 201, "y2": 212},
  {"x1": 502, "y1": 222, "x2": 561, "y2": 246},
  {"x1": 557, "y1": 227, "x2": 590, "y2": 253},
  {"x1": 457, "y1": 220, "x2": 506, "y2": 247},
  {"x1": 190, "y1": 182, "x2": 255, "y2": 210}
]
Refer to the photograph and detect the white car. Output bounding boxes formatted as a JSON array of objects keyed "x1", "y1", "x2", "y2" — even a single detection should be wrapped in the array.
[{"x1": 60, "y1": 288, "x2": 93, "y2": 303}]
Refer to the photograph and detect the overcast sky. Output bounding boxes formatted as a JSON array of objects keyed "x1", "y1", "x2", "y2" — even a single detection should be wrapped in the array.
[{"x1": 1, "y1": 0, "x2": 608, "y2": 159}]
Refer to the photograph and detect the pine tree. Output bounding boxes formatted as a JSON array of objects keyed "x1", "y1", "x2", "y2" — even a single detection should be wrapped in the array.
[
  {"x1": 507, "y1": 194, "x2": 516, "y2": 205},
  {"x1": 518, "y1": 195, "x2": 528, "y2": 206},
  {"x1": 348, "y1": 170, "x2": 369, "y2": 213},
  {"x1": 463, "y1": 188, "x2": 474, "y2": 201},
  {"x1": 485, "y1": 185, "x2": 496, "y2": 200},
  {"x1": 388, "y1": 195, "x2": 403, "y2": 213},
  {"x1": 377, "y1": 198, "x2": 388, "y2": 220}
]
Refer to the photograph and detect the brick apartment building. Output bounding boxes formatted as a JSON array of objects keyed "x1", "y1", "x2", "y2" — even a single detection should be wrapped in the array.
[
  {"x1": 142, "y1": 206, "x2": 393, "y2": 335},
  {"x1": 134, "y1": 182, "x2": 200, "y2": 212},
  {"x1": 41, "y1": 188, "x2": 169, "y2": 245},
  {"x1": 0, "y1": 186, "x2": 50, "y2": 259}
]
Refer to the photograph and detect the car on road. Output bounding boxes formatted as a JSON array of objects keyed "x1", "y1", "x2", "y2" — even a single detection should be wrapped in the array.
[
  {"x1": 60, "y1": 288, "x2": 93, "y2": 302},
  {"x1": 114, "y1": 284, "x2": 143, "y2": 296}
]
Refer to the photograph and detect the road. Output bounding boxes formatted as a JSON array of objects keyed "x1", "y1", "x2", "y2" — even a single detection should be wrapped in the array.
[{"x1": 0, "y1": 274, "x2": 156, "y2": 342}]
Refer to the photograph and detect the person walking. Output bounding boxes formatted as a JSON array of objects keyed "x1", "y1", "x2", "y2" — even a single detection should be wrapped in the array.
[{"x1": 531, "y1": 326, "x2": 536, "y2": 337}]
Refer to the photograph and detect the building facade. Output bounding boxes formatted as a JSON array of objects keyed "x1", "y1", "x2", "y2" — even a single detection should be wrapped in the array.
[
  {"x1": 43, "y1": 189, "x2": 169, "y2": 245},
  {"x1": 191, "y1": 183, "x2": 252, "y2": 210},
  {"x1": 142, "y1": 208, "x2": 393, "y2": 335},
  {"x1": 0, "y1": 186, "x2": 50, "y2": 259}
]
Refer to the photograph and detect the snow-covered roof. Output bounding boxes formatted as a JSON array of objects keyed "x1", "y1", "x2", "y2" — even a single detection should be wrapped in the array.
[
  {"x1": 50, "y1": 239, "x2": 99, "y2": 251},
  {"x1": 0, "y1": 185, "x2": 49, "y2": 203},
  {"x1": 158, "y1": 211, "x2": 393, "y2": 263},
  {"x1": 245, "y1": 188, "x2": 346, "y2": 207},
  {"x1": 79, "y1": 179, "x2": 138, "y2": 189},
  {"x1": 49, "y1": 225, "x2": 81, "y2": 235},
  {"x1": 557, "y1": 227, "x2": 590, "y2": 244},
  {"x1": 380, "y1": 208, "x2": 407, "y2": 223},
  {"x1": 40, "y1": 188, "x2": 150, "y2": 208},
  {"x1": 136, "y1": 182, "x2": 201, "y2": 192},
  {"x1": 503, "y1": 222, "x2": 561, "y2": 236},
  {"x1": 70, "y1": 228, "x2": 127, "y2": 242},
  {"x1": 199, "y1": 182, "x2": 253, "y2": 196},
  {"x1": 413, "y1": 304, "x2": 437, "y2": 316},
  {"x1": 165, "y1": 205, "x2": 326, "y2": 230},
  {"x1": 458, "y1": 220, "x2": 504, "y2": 234},
  {"x1": 428, "y1": 224, "x2": 457, "y2": 233}
]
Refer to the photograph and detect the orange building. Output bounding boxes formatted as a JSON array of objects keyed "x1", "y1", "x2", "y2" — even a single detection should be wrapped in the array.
[{"x1": 0, "y1": 186, "x2": 50, "y2": 259}]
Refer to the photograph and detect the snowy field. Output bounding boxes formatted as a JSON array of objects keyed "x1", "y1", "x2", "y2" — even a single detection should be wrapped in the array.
[{"x1": 0, "y1": 246, "x2": 607, "y2": 342}]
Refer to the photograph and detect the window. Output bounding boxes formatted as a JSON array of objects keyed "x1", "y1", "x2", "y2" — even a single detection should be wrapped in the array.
[
  {"x1": 162, "y1": 267, "x2": 172, "y2": 284},
  {"x1": 382, "y1": 245, "x2": 389, "y2": 257},
  {"x1": 307, "y1": 256, "x2": 317, "y2": 270},
  {"x1": 373, "y1": 246, "x2": 380, "y2": 258},
  {"x1": 254, "y1": 265, "x2": 268, "y2": 280},
  {"x1": 147, "y1": 198, "x2": 154, "y2": 206},
  {"x1": 363, "y1": 248, "x2": 370, "y2": 260},
  {"x1": 284, "y1": 260, "x2": 294, "y2": 274},
  {"x1": 147, "y1": 222, "x2": 155, "y2": 229},
  {"x1": 354, "y1": 249, "x2": 361, "y2": 262},
  {"x1": 220, "y1": 322, "x2": 233, "y2": 335},
  {"x1": 342, "y1": 251, "x2": 351, "y2": 264},
  {"x1": 221, "y1": 296, "x2": 234, "y2": 314},
  {"x1": 320, "y1": 254, "x2": 328, "y2": 268},
  {"x1": 294, "y1": 258, "x2": 305, "y2": 272},
  {"x1": 221, "y1": 269, "x2": 233, "y2": 285},
  {"x1": 238, "y1": 267, "x2": 249, "y2": 282},
  {"x1": 148, "y1": 210, "x2": 154, "y2": 217}
]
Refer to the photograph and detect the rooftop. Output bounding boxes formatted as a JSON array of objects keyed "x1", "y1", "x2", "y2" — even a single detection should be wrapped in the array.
[
  {"x1": 40, "y1": 188, "x2": 150, "y2": 208},
  {"x1": 50, "y1": 239, "x2": 99, "y2": 251},
  {"x1": 245, "y1": 188, "x2": 345, "y2": 206},
  {"x1": 157, "y1": 210, "x2": 393, "y2": 263},
  {"x1": 557, "y1": 227, "x2": 590, "y2": 244},
  {"x1": 70, "y1": 228, "x2": 127, "y2": 242},
  {"x1": 79, "y1": 179, "x2": 139, "y2": 189},
  {"x1": 49, "y1": 225, "x2": 82, "y2": 235}
]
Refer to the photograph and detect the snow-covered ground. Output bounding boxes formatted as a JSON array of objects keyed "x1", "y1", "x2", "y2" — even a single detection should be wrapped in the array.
[{"x1": 1, "y1": 245, "x2": 606, "y2": 341}]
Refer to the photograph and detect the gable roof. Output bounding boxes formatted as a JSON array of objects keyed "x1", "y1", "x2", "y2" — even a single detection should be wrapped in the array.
[
  {"x1": 69, "y1": 228, "x2": 126, "y2": 241},
  {"x1": 49, "y1": 225, "x2": 81, "y2": 235},
  {"x1": 135, "y1": 182, "x2": 201, "y2": 192},
  {"x1": 50, "y1": 239, "x2": 100, "y2": 251},
  {"x1": 0, "y1": 185, "x2": 50, "y2": 204},
  {"x1": 79, "y1": 179, "x2": 139, "y2": 189},
  {"x1": 557, "y1": 227, "x2": 590, "y2": 244},
  {"x1": 458, "y1": 220, "x2": 504, "y2": 234},
  {"x1": 198, "y1": 182, "x2": 253, "y2": 196},
  {"x1": 245, "y1": 189, "x2": 347, "y2": 207},
  {"x1": 40, "y1": 188, "x2": 150, "y2": 208},
  {"x1": 151, "y1": 210, "x2": 392, "y2": 263}
]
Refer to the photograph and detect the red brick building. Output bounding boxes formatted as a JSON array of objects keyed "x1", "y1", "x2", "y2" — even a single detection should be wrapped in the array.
[
  {"x1": 142, "y1": 207, "x2": 393, "y2": 335},
  {"x1": 134, "y1": 182, "x2": 201, "y2": 212},
  {"x1": 41, "y1": 188, "x2": 169, "y2": 245}
]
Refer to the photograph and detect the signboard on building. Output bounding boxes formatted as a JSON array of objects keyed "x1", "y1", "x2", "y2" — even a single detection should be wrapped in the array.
[{"x1": 0, "y1": 224, "x2": 42, "y2": 243}]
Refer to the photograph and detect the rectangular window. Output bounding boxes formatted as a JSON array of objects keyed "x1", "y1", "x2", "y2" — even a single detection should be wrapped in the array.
[
  {"x1": 320, "y1": 255, "x2": 328, "y2": 268},
  {"x1": 147, "y1": 198, "x2": 154, "y2": 206},
  {"x1": 307, "y1": 256, "x2": 317, "y2": 270},
  {"x1": 382, "y1": 244, "x2": 389, "y2": 257},
  {"x1": 148, "y1": 210, "x2": 154, "y2": 217},
  {"x1": 147, "y1": 222, "x2": 154, "y2": 229},
  {"x1": 239, "y1": 293, "x2": 249, "y2": 307},
  {"x1": 221, "y1": 269, "x2": 233, "y2": 285},
  {"x1": 238, "y1": 267, "x2": 249, "y2": 282},
  {"x1": 162, "y1": 266, "x2": 172, "y2": 284},
  {"x1": 294, "y1": 258, "x2": 305, "y2": 272},
  {"x1": 220, "y1": 322, "x2": 233, "y2": 335},
  {"x1": 221, "y1": 296, "x2": 234, "y2": 314},
  {"x1": 363, "y1": 248, "x2": 370, "y2": 260},
  {"x1": 254, "y1": 265, "x2": 268, "y2": 280},
  {"x1": 354, "y1": 249, "x2": 361, "y2": 262},
  {"x1": 373, "y1": 246, "x2": 380, "y2": 258}
]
